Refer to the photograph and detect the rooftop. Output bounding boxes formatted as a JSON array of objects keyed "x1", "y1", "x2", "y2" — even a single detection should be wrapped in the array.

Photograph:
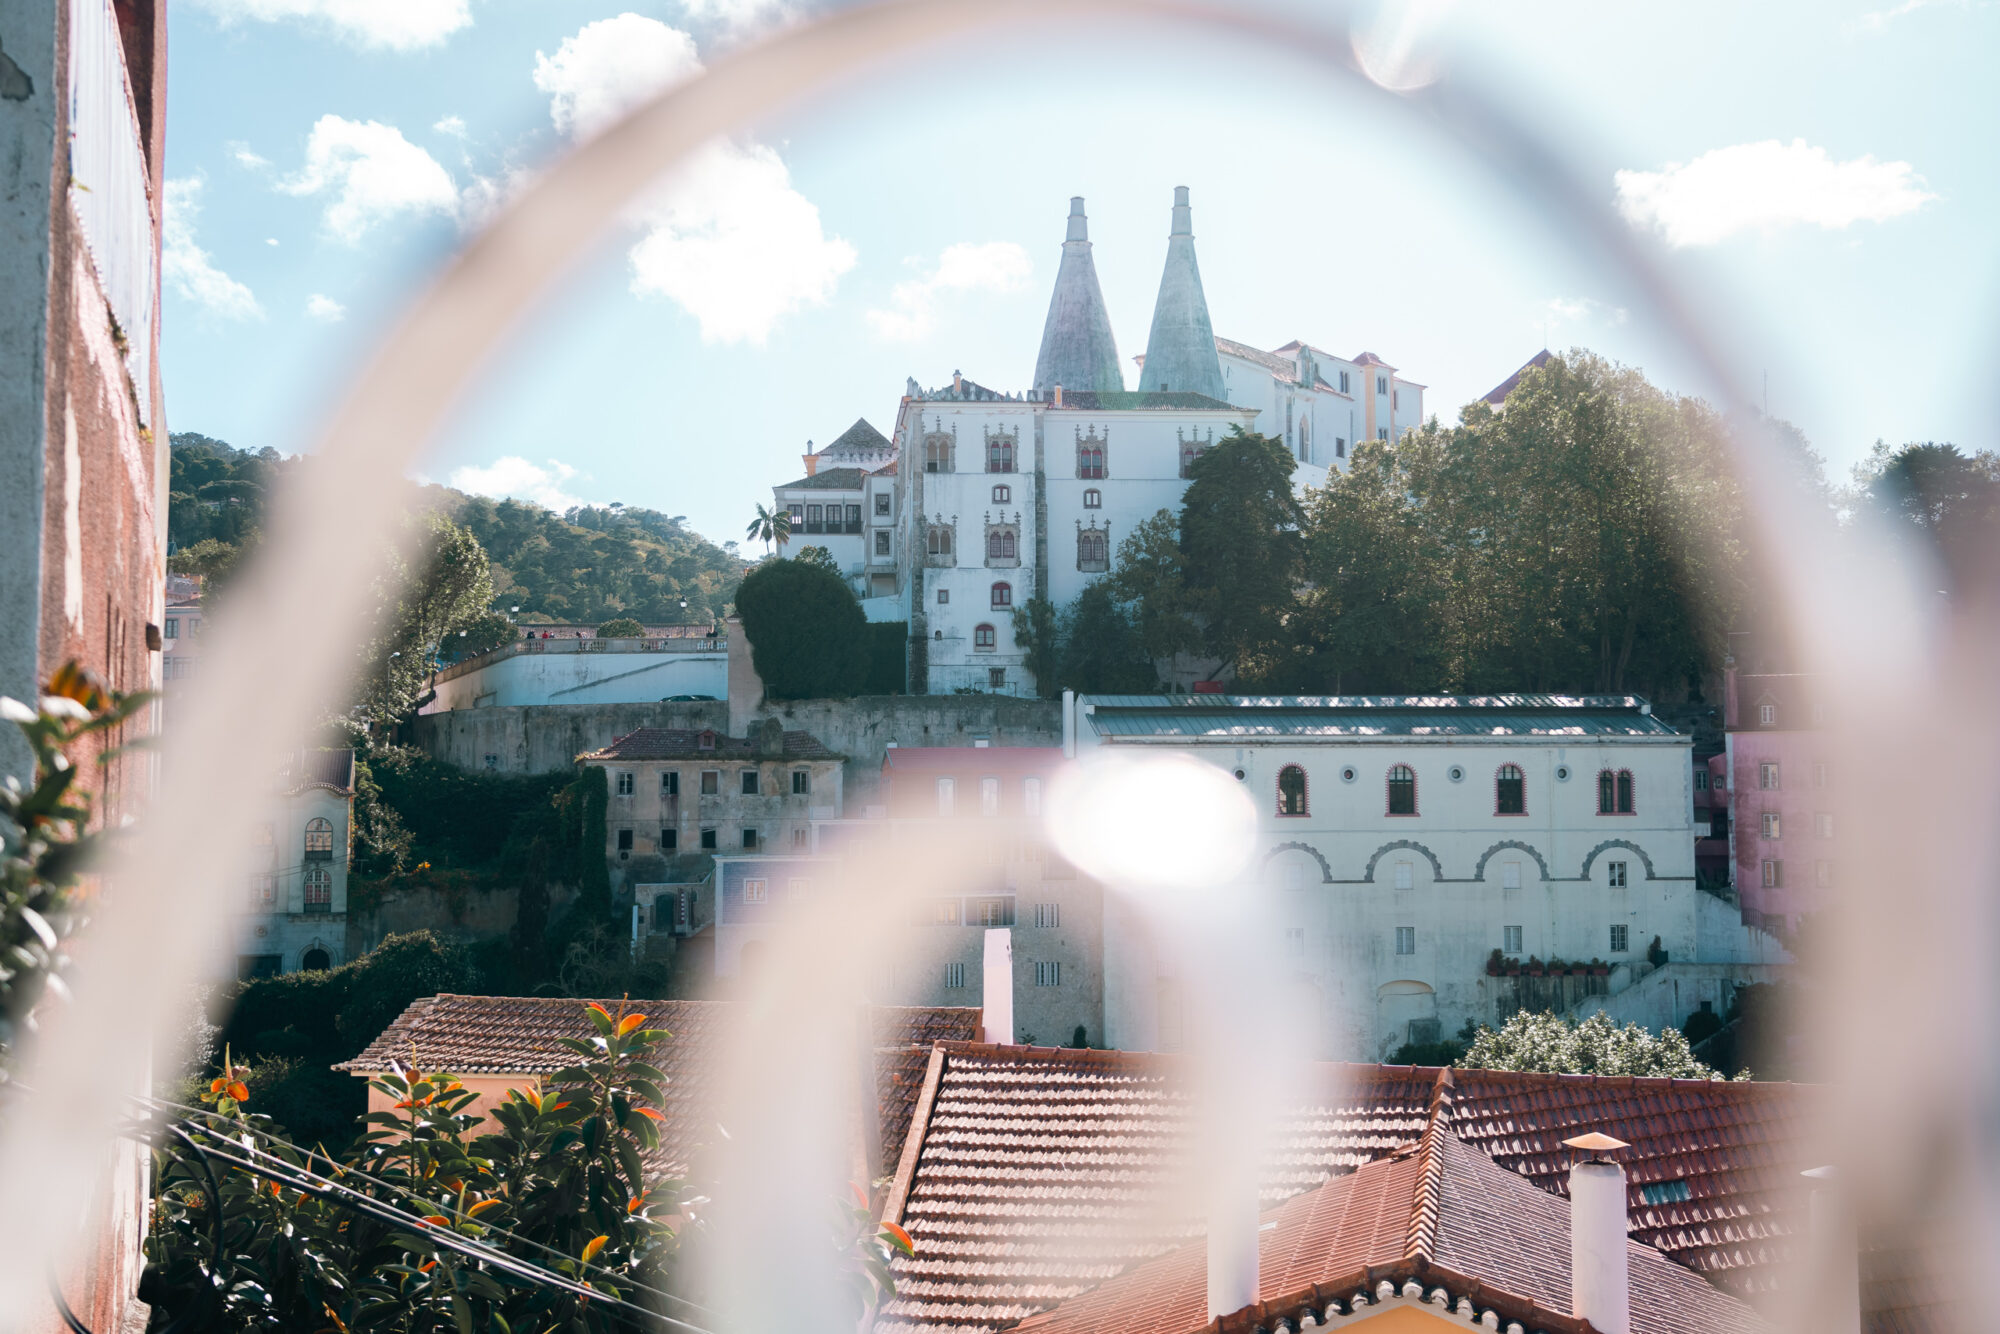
[
  {"x1": 1077, "y1": 695, "x2": 1682, "y2": 741},
  {"x1": 777, "y1": 466, "x2": 871, "y2": 492},
  {"x1": 1483, "y1": 349, "x2": 1556, "y2": 406},
  {"x1": 577, "y1": 726, "x2": 838, "y2": 763},
  {"x1": 277, "y1": 748, "x2": 354, "y2": 796},
  {"x1": 820, "y1": 417, "x2": 894, "y2": 457}
]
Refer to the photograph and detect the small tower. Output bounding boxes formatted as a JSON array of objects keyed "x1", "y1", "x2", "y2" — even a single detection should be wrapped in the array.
[
  {"x1": 1032, "y1": 197, "x2": 1123, "y2": 396},
  {"x1": 1137, "y1": 186, "x2": 1225, "y2": 401}
]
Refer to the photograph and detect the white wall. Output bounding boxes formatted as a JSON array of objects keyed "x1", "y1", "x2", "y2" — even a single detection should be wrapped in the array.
[{"x1": 425, "y1": 644, "x2": 728, "y2": 711}]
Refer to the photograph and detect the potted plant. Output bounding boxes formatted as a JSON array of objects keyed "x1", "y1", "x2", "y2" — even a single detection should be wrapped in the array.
[
  {"x1": 1589, "y1": 958, "x2": 1610, "y2": 976},
  {"x1": 1486, "y1": 947, "x2": 1504, "y2": 977},
  {"x1": 1647, "y1": 935, "x2": 1669, "y2": 967},
  {"x1": 1526, "y1": 955, "x2": 1545, "y2": 977},
  {"x1": 1504, "y1": 957, "x2": 1521, "y2": 977},
  {"x1": 1547, "y1": 957, "x2": 1569, "y2": 976}
]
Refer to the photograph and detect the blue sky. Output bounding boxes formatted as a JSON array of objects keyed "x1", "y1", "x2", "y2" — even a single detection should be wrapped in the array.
[{"x1": 160, "y1": 0, "x2": 1999, "y2": 549}]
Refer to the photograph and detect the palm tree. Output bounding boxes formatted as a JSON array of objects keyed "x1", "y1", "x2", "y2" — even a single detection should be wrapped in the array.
[{"x1": 746, "y1": 503, "x2": 792, "y2": 556}]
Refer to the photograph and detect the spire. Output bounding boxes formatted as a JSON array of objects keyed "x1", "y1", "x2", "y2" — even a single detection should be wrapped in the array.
[
  {"x1": 1032, "y1": 197, "x2": 1123, "y2": 395},
  {"x1": 1137, "y1": 186, "x2": 1225, "y2": 400}
]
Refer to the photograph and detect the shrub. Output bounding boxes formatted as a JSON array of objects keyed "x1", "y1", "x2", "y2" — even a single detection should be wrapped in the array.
[
  {"x1": 735, "y1": 557, "x2": 869, "y2": 699},
  {"x1": 862, "y1": 621, "x2": 909, "y2": 695},
  {"x1": 595, "y1": 616, "x2": 645, "y2": 639},
  {"x1": 1681, "y1": 1007, "x2": 1725, "y2": 1046}
]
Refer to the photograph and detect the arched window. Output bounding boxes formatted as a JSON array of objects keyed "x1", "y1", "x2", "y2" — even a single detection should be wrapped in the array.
[
  {"x1": 992, "y1": 484, "x2": 1011, "y2": 503},
  {"x1": 304, "y1": 817, "x2": 334, "y2": 860},
  {"x1": 926, "y1": 524, "x2": 953, "y2": 558},
  {"x1": 1387, "y1": 765, "x2": 1416, "y2": 816},
  {"x1": 1598, "y1": 769, "x2": 1634, "y2": 814},
  {"x1": 1495, "y1": 764, "x2": 1525, "y2": 815},
  {"x1": 973, "y1": 624, "x2": 996, "y2": 651},
  {"x1": 303, "y1": 866, "x2": 332, "y2": 912},
  {"x1": 1077, "y1": 437, "x2": 1106, "y2": 479},
  {"x1": 1083, "y1": 487, "x2": 1102, "y2": 509},
  {"x1": 924, "y1": 432, "x2": 953, "y2": 473},
  {"x1": 990, "y1": 582, "x2": 1012, "y2": 609},
  {"x1": 986, "y1": 528, "x2": 1016, "y2": 561},
  {"x1": 1277, "y1": 764, "x2": 1308, "y2": 817},
  {"x1": 301, "y1": 947, "x2": 331, "y2": 972},
  {"x1": 1077, "y1": 529, "x2": 1109, "y2": 572},
  {"x1": 987, "y1": 434, "x2": 1015, "y2": 473}
]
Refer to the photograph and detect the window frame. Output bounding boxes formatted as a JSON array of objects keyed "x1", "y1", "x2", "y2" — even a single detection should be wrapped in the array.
[
  {"x1": 1394, "y1": 926, "x2": 1416, "y2": 956},
  {"x1": 303, "y1": 817, "x2": 335, "y2": 860},
  {"x1": 700, "y1": 769, "x2": 720, "y2": 795},
  {"x1": 1503, "y1": 925, "x2": 1523, "y2": 955},
  {"x1": 302, "y1": 866, "x2": 333, "y2": 912},
  {"x1": 992, "y1": 483, "x2": 1011, "y2": 503},
  {"x1": 1386, "y1": 764, "x2": 1417, "y2": 816},
  {"x1": 973, "y1": 623, "x2": 997, "y2": 651},
  {"x1": 1761, "y1": 812, "x2": 1782, "y2": 840},
  {"x1": 990, "y1": 581, "x2": 1013, "y2": 610},
  {"x1": 662, "y1": 770, "x2": 679, "y2": 796},
  {"x1": 1610, "y1": 924, "x2": 1630, "y2": 953},
  {"x1": 1276, "y1": 764, "x2": 1309, "y2": 817},
  {"x1": 1494, "y1": 763, "x2": 1526, "y2": 816},
  {"x1": 741, "y1": 769, "x2": 760, "y2": 796},
  {"x1": 743, "y1": 877, "x2": 769, "y2": 904},
  {"x1": 1759, "y1": 762, "x2": 1780, "y2": 790},
  {"x1": 1082, "y1": 487, "x2": 1102, "y2": 509},
  {"x1": 1607, "y1": 860, "x2": 1628, "y2": 888},
  {"x1": 792, "y1": 769, "x2": 810, "y2": 795}
]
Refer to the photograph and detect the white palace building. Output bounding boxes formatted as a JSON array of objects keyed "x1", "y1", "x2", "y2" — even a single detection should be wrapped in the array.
[{"x1": 772, "y1": 187, "x2": 1427, "y2": 697}]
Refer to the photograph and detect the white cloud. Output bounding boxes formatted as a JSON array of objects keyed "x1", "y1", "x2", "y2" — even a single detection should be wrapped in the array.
[
  {"x1": 533, "y1": 13, "x2": 701, "y2": 141},
  {"x1": 1544, "y1": 296, "x2": 1627, "y2": 326},
  {"x1": 305, "y1": 293, "x2": 346, "y2": 321},
  {"x1": 433, "y1": 114, "x2": 467, "y2": 137},
  {"x1": 229, "y1": 141, "x2": 269, "y2": 169},
  {"x1": 281, "y1": 115, "x2": 458, "y2": 242},
  {"x1": 676, "y1": 0, "x2": 797, "y2": 35},
  {"x1": 866, "y1": 242, "x2": 1033, "y2": 341},
  {"x1": 185, "y1": 0, "x2": 471, "y2": 51},
  {"x1": 162, "y1": 178, "x2": 263, "y2": 321},
  {"x1": 533, "y1": 15, "x2": 854, "y2": 343},
  {"x1": 449, "y1": 457, "x2": 586, "y2": 511},
  {"x1": 266, "y1": 237, "x2": 279, "y2": 246},
  {"x1": 1615, "y1": 138, "x2": 1935, "y2": 247},
  {"x1": 457, "y1": 163, "x2": 536, "y2": 231}
]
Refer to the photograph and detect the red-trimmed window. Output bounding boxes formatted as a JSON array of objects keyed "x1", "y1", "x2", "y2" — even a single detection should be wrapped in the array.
[
  {"x1": 1387, "y1": 765, "x2": 1416, "y2": 816},
  {"x1": 1277, "y1": 764, "x2": 1308, "y2": 817},
  {"x1": 1495, "y1": 764, "x2": 1525, "y2": 815},
  {"x1": 973, "y1": 624, "x2": 996, "y2": 651},
  {"x1": 991, "y1": 581, "x2": 1013, "y2": 609},
  {"x1": 1598, "y1": 769, "x2": 1634, "y2": 814},
  {"x1": 1077, "y1": 439, "x2": 1106, "y2": 480}
]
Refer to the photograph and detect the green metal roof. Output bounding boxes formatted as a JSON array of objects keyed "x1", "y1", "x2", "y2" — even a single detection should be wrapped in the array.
[{"x1": 1080, "y1": 695, "x2": 1682, "y2": 740}]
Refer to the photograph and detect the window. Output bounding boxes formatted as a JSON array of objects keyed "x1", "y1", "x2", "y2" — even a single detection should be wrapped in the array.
[
  {"x1": 936, "y1": 777, "x2": 955, "y2": 816},
  {"x1": 1285, "y1": 927, "x2": 1305, "y2": 956},
  {"x1": 980, "y1": 776, "x2": 1001, "y2": 816},
  {"x1": 1395, "y1": 926, "x2": 1415, "y2": 955},
  {"x1": 698, "y1": 731, "x2": 716, "y2": 750},
  {"x1": 304, "y1": 817, "x2": 334, "y2": 860},
  {"x1": 1814, "y1": 761, "x2": 1831, "y2": 788},
  {"x1": 1392, "y1": 389, "x2": 1399, "y2": 410},
  {"x1": 614, "y1": 771, "x2": 634, "y2": 795},
  {"x1": 744, "y1": 878, "x2": 769, "y2": 904},
  {"x1": 164, "y1": 618, "x2": 178, "y2": 639},
  {"x1": 927, "y1": 525, "x2": 954, "y2": 559},
  {"x1": 303, "y1": 867, "x2": 332, "y2": 913},
  {"x1": 1335, "y1": 437, "x2": 1347, "y2": 459},
  {"x1": 1076, "y1": 528, "x2": 1109, "y2": 571},
  {"x1": 1503, "y1": 925, "x2": 1523, "y2": 954},
  {"x1": 1277, "y1": 764, "x2": 1308, "y2": 816},
  {"x1": 1034, "y1": 961, "x2": 1061, "y2": 987},
  {"x1": 1077, "y1": 437, "x2": 1106, "y2": 479},
  {"x1": 845, "y1": 503, "x2": 861, "y2": 532},
  {"x1": 988, "y1": 667, "x2": 1007, "y2": 689},
  {"x1": 1759, "y1": 702, "x2": 1777, "y2": 725},
  {"x1": 484, "y1": 754, "x2": 499, "y2": 770},
  {"x1": 1610, "y1": 924, "x2": 1630, "y2": 953},
  {"x1": 249, "y1": 874, "x2": 276, "y2": 909},
  {"x1": 1693, "y1": 769, "x2": 1709, "y2": 791},
  {"x1": 1608, "y1": 860, "x2": 1628, "y2": 888},
  {"x1": 1034, "y1": 902, "x2": 1060, "y2": 928},
  {"x1": 875, "y1": 531, "x2": 892, "y2": 556},
  {"x1": 1378, "y1": 427, "x2": 1388, "y2": 442},
  {"x1": 1083, "y1": 487, "x2": 1102, "y2": 509},
  {"x1": 791, "y1": 828, "x2": 808, "y2": 850},
  {"x1": 937, "y1": 588, "x2": 949, "y2": 604},
  {"x1": 741, "y1": 769, "x2": 760, "y2": 795},
  {"x1": 991, "y1": 581, "x2": 1013, "y2": 609},
  {"x1": 974, "y1": 624, "x2": 996, "y2": 651},
  {"x1": 1761, "y1": 859, "x2": 1782, "y2": 888},
  {"x1": 660, "y1": 828, "x2": 677, "y2": 850},
  {"x1": 617, "y1": 828, "x2": 634, "y2": 853},
  {"x1": 925, "y1": 433, "x2": 953, "y2": 472},
  {"x1": 992, "y1": 484, "x2": 1011, "y2": 503},
  {"x1": 788, "y1": 503, "x2": 805, "y2": 527},
  {"x1": 662, "y1": 771, "x2": 679, "y2": 796},
  {"x1": 1598, "y1": 769, "x2": 1634, "y2": 814},
  {"x1": 1641, "y1": 1180, "x2": 1692, "y2": 1206},
  {"x1": 970, "y1": 897, "x2": 1013, "y2": 927},
  {"x1": 875, "y1": 492, "x2": 891, "y2": 516},
  {"x1": 741, "y1": 828, "x2": 758, "y2": 849},
  {"x1": 986, "y1": 527, "x2": 1017, "y2": 562},
  {"x1": 1338, "y1": 370, "x2": 1350, "y2": 393},
  {"x1": 944, "y1": 962, "x2": 966, "y2": 989},
  {"x1": 1393, "y1": 861, "x2": 1413, "y2": 890},
  {"x1": 1815, "y1": 812, "x2": 1833, "y2": 839},
  {"x1": 1815, "y1": 860, "x2": 1834, "y2": 887},
  {"x1": 1377, "y1": 374, "x2": 1388, "y2": 395},
  {"x1": 1495, "y1": 764, "x2": 1525, "y2": 815},
  {"x1": 1502, "y1": 862, "x2": 1522, "y2": 891},
  {"x1": 701, "y1": 770, "x2": 720, "y2": 795},
  {"x1": 1024, "y1": 777, "x2": 1042, "y2": 817},
  {"x1": 700, "y1": 828, "x2": 717, "y2": 850},
  {"x1": 932, "y1": 899, "x2": 961, "y2": 924},
  {"x1": 987, "y1": 434, "x2": 1015, "y2": 473},
  {"x1": 792, "y1": 769, "x2": 810, "y2": 795},
  {"x1": 1386, "y1": 764, "x2": 1416, "y2": 815},
  {"x1": 1761, "y1": 813, "x2": 1782, "y2": 839},
  {"x1": 1759, "y1": 762, "x2": 1780, "y2": 790}
]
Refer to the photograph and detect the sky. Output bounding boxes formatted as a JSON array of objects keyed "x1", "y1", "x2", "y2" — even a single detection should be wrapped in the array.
[{"x1": 159, "y1": 0, "x2": 2000, "y2": 549}]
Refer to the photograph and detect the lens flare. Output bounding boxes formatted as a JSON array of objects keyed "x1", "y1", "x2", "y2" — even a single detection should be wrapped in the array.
[{"x1": 1046, "y1": 750, "x2": 1258, "y2": 893}]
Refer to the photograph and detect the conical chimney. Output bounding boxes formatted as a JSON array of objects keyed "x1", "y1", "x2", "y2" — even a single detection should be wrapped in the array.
[
  {"x1": 1137, "y1": 186, "x2": 1225, "y2": 401},
  {"x1": 1032, "y1": 198, "x2": 1123, "y2": 396}
]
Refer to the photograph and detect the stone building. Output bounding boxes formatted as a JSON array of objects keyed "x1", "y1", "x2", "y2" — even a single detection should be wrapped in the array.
[
  {"x1": 235, "y1": 749, "x2": 355, "y2": 978},
  {"x1": 1065, "y1": 693, "x2": 1789, "y2": 1059}
]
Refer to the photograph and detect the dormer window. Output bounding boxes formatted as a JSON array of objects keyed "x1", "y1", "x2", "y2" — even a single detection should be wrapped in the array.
[
  {"x1": 1759, "y1": 702, "x2": 1777, "y2": 726},
  {"x1": 698, "y1": 731, "x2": 716, "y2": 751}
]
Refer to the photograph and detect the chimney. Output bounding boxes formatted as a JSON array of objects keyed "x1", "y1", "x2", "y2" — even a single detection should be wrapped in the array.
[
  {"x1": 1206, "y1": 1183, "x2": 1259, "y2": 1322},
  {"x1": 1802, "y1": 1167, "x2": 1862, "y2": 1334},
  {"x1": 953, "y1": 369, "x2": 963, "y2": 393},
  {"x1": 1564, "y1": 1133, "x2": 1631, "y2": 1334},
  {"x1": 1053, "y1": 384, "x2": 1063, "y2": 408},
  {"x1": 1722, "y1": 654, "x2": 1739, "y2": 729},
  {"x1": 981, "y1": 928, "x2": 1014, "y2": 1045},
  {"x1": 803, "y1": 438, "x2": 816, "y2": 477}
]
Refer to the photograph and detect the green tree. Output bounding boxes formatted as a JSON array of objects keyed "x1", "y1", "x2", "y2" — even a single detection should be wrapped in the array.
[
  {"x1": 166, "y1": 536, "x2": 249, "y2": 585},
  {"x1": 1850, "y1": 440, "x2": 2000, "y2": 595},
  {"x1": 745, "y1": 502, "x2": 793, "y2": 557},
  {"x1": 1108, "y1": 509, "x2": 1200, "y2": 664},
  {"x1": 453, "y1": 610, "x2": 519, "y2": 658},
  {"x1": 1179, "y1": 427, "x2": 1303, "y2": 683},
  {"x1": 1459, "y1": 1009, "x2": 1742, "y2": 1080},
  {"x1": 734, "y1": 558, "x2": 869, "y2": 699},
  {"x1": 360, "y1": 513, "x2": 496, "y2": 727},
  {"x1": 595, "y1": 617, "x2": 646, "y2": 639},
  {"x1": 1054, "y1": 584, "x2": 1155, "y2": 695},
  {"x1": 1010, "y1": 598, "x2": 1060, "y2": 699},
  {"x1": 791, "y1": 545, "x2": 842, "y2": 578}
]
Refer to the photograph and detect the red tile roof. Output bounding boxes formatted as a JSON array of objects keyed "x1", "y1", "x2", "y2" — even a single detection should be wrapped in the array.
[
  {"x1": 577, "y1": 726, "x2": 838, "y2": 763},
  {"x1": 875, "y1": 1047, "x2": 1862, "y2": 1334},
  {"x1": 1482, "y1": 348, "x2": 1555, "y2": 405}
]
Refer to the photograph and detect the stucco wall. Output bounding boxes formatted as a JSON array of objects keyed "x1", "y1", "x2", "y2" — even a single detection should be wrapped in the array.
[{"x1": 424, "y1": 639, "x2": 728, "y2": 712}]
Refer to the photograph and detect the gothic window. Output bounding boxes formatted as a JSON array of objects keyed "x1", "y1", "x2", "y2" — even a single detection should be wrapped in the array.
[
  {"x1": 1277, "y1": 765, "x2": 1308, "y2": 817},
  {"x1": 1495, "y1": 764, "x2": 1525, "y2": 815},
  {"x1": 303, "y1": 867, "x2": 332, "y2": 912},
  {"x1": 1598, "y1": 769, "x2": 1634, "y2": 814},
  {"x1": 1387, "y1": 765, "x2": 1416, "y2": 816},
  {"x1": 973, "y1": 624, "x2": 996, "y2": 651},
  {"x1": 1083, "y1": 488, "x2": 1102, "y2": 509},
  {"x1": 985, "y1": 525, "x2": 1019, "y2": 566},
  {"x1": 992, "y1": 484, "x2": 1011, "y2": 503},
  {"x1": 926, "y1": 524, "x2": 954, "y2": 561},
  {"x1": 304, "y1": 817, "x2": 334, "y2": 860},
  {"x1": 1179, "y1": 430, "x2": 1213, "y2": 479},
  {"x1": 987, "y1": 432, "x2": 1015, "y2": 473},
  {"x1": 990, "y1": 582, "x2": 1012, "y2": 609},
  {"x1": 1076, "y1": 528, "x2": 1109, "y2": 573},
  {"x1": 1077, "y1": 433, "x2": 1106, "y2": 479},
  {"x1": 924, "y1": 431, "x2": 954, "y2": 473}
]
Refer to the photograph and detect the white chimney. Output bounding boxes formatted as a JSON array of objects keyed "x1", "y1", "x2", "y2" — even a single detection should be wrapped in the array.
[
  {"x1": 981, "y1": 928, "x2": 1014, "y2": 1045},
  {"x1": 1205, "y1": 1181, "x2": 1259, "y2": 1321},
  {"x1": 1803, "y1": 1167, "x2": 1862, "y2": 1334},
  {"x1": 1062, "y1": 689, "x2": 1076, "y2": 757},
  {"x1": 1565, "y1": 1133, "x2": 1631, "y2": 1334}
]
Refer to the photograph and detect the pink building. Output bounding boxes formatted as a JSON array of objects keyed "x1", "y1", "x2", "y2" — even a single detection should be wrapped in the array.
[{"x1": 1723, "y1": 662, "x2": 1837, "y2": 933}]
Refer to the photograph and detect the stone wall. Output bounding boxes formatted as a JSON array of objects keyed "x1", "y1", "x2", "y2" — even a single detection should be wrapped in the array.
[
  {"x1": 343, "y1": 881, "x2": 580, "y2": 959},
  {"x1": 415, "y1": 695, "x2": 1063, "y2": 806}
]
